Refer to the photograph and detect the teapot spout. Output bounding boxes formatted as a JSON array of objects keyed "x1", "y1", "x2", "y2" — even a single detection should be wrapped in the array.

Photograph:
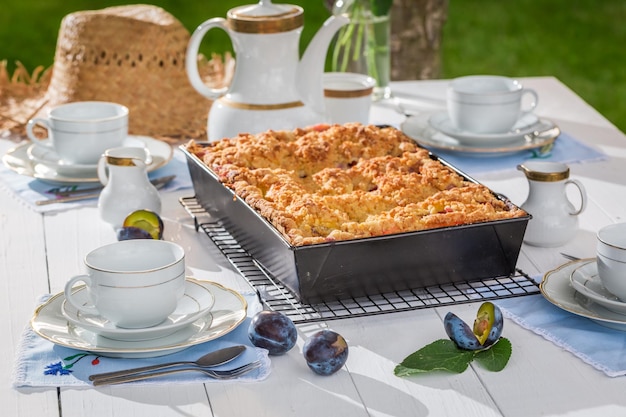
[{"x1": 298, "y1": 14, "x2": 349, "y2": 115}]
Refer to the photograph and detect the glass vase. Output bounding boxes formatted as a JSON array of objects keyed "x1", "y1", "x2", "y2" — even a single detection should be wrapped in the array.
[{"x1": 331, "y1": 0, "x2": 392, "y2": 101}]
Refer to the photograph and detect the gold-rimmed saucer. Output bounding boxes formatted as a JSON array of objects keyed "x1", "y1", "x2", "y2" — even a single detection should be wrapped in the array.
[
  {"x1": 62, "y1": 279, "x2": 215, "y2": 342},
  {"x1": 30, "y1": 279, "x2": 247, "y2": 358},
  {"x1": 3, "y1": 135, "x2": 173, "y2": 184}
]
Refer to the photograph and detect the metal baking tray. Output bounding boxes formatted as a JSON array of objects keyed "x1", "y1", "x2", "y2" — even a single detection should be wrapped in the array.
[{"x1": 181, "y1": 143, "x2": 530, "y2": 304}]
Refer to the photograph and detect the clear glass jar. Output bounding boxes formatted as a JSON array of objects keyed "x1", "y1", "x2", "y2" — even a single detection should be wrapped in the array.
[{"x1": 331, "y1": 0, "x2": 392, "y2": 101}]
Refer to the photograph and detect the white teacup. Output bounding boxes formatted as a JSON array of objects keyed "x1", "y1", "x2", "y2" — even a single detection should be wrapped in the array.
[
  {"x1": 596, "y1": 223, "x2": 626, "y2": 300},
  {"x1": 64, "y1": 240, "x2": 186, "y2": 328},
  {"x1": 323, "y1": 72, "x2": 375, "y2": 125},
  {"x1": 447, "y1": 75, "x2": 538, "y2": 134},
  {"x1": 26, "y1": 101, "x2": 128, "y2": 165}
]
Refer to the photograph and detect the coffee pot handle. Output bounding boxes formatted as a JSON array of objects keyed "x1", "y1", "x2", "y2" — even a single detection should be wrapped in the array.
[
  {"x1": 186, "y1": 17, "x2": 230, "y2": 99},
  {"x1": 566, "y1": 179, "x2": 587, "y2": 216}
]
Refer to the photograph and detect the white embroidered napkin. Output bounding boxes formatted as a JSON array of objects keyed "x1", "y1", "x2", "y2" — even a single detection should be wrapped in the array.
[{"x1": 13, "y1": 292, "x2": 271, "y2": 388}]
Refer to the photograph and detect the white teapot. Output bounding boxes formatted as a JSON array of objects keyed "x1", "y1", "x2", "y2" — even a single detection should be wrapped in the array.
[{"x1": 186, "y1": 0, "x2": 349, "y2": 141}]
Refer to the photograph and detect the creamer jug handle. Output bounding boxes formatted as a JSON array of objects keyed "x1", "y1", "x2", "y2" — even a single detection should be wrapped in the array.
[
  {"x1": 566, "y1": 179, "x2": 587, "y2": 216},
  {"x1": 97, "y1": 154, "x2": 110, "y2": 186},
  {"x1": 186, "y1": 18, "x2": 231, "y2": 99}
]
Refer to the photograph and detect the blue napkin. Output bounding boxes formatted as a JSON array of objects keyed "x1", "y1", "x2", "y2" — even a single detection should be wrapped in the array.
[
  {"x1": 12, "y1": 293, "x2": 271, "y2": 388},
  {"x1": 430, "y1": 131, "x2": 607, "y2": 178},
  {"x1": 497, "y1": 279, "x2": 626, "y2": 377}
]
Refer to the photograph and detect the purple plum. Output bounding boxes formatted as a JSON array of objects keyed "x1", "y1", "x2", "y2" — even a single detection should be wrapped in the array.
[
  {"x1": 303, "y1": 329, "x2": 348, "y2": 376},
  {"x1": 248, "y1": 311, "x2": 297, "y2": 355}
]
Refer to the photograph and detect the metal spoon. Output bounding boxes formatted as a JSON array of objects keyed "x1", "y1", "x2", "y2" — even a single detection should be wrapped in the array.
[{"x1": 89, "y1": 344, "x2": 246, "y2": 382}]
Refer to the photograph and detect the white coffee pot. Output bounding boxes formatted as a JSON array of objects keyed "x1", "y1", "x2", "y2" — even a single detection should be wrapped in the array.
[
  {"x1": 186, "y1": 0, "x2": 349, "y2": 141},
  {"x1": 517, "y1": 161, "x2": 587, "y2": 247}
]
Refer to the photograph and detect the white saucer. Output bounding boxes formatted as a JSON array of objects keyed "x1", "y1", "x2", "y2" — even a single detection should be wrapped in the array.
[
  {"x1": 401, "y1": 112, "x2": 560, "y2": 157},
  {"x1": 570, "y1": 260, "x2": 626, "y2": 316},
  {"x1": 62, "y1": 280, "x2": 215, "y2": 341},
  {"x1": 541, "y1": 258, "x2": 626, "y2": 331},
  {"x1": 26, "y1": 136, "x2": 146, "y2": 176},
  {"x1": 3, "y1": 135, "x2": 173, "y2": 184},
  {"x1": 30, "y1": 279, "x2": 247, "y2": 358},
  {"x1": 428, "y1": 111, "x2": 543, "y2": 146}
]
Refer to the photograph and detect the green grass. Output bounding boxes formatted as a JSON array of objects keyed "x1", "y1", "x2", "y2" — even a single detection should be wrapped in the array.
[
  {"x1": 442, "y1": 0, "x2": 626, "y2": 134},
  {"x1": 1, "y1": 1, "x2": 624, "y2": 134},
  {"x1": 0, "y1": 1, "x2": 329, "y2": 70}
]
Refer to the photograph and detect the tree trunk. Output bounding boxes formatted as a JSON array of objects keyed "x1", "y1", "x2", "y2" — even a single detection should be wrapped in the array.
[{"x1": 390, "y1": 0, "x2": 448, "y2": 80}]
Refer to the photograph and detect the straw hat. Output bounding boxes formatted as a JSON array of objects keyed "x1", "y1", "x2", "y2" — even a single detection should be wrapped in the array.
[{"x1": 0, "y1": 4, "x2": 233, "y2": 143}]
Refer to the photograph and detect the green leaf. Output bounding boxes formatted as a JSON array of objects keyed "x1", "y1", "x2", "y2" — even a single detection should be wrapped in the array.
[
  {"x1": 394, "y1": 339, "x2": 475, "y2": 376},
  {"x1": 370, "y1": 0, "x2": 393, "y2": 16},
  {"x1": 474, "y1": 338, "x2": 512, "y2": 372}
]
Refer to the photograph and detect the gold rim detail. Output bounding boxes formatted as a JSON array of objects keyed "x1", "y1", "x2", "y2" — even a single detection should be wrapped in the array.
[
  {"x1": 227, "y1": 6, "x2": 303, "y2": 33},
  {"x1": 518, "y1": 164, "x2": 569, "y2": 182},
  {"x1": 105, "y1": 156, "x2": 142, "y2": 167},
  {"x1": 324, "y1": 87, "x2": 374, "y2": 99},
  {"x1": 220, "y1": 98, "x2": 304, "y2": 110}
]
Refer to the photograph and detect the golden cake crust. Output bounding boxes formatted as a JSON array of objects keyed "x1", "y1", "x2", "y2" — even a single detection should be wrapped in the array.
[{"x1": 186, "y1": 123, "x2": 526, "y2": 246}]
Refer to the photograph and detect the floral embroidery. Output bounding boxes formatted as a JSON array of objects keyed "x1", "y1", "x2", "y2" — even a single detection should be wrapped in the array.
[
  {"x1": 45, "y1": 185, "x2": 80, "y2": 195},
  {"x1": 44, "y1": 352, "x2": 101, "y2": 376},
  {"x1": 44, "y1": 361, "x2": 72, "y2": 376}
]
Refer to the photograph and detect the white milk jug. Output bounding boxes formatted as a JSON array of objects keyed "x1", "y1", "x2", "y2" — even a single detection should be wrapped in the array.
[
  {"x1": 517, "y1": 161, "x2": 587, "y2": 247},
  {"x1": 97, "y1": 147, "x2": 161, "y2": 228}
]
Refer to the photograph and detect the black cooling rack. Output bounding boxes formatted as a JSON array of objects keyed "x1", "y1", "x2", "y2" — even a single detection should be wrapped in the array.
[{"x1": 180, "y1": 196, "x2": 540, "y2": 324}]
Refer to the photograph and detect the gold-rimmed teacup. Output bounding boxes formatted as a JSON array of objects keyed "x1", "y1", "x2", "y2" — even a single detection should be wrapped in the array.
[{"x1": 64, "y1": 240, "x2": 185, "y2": 328}]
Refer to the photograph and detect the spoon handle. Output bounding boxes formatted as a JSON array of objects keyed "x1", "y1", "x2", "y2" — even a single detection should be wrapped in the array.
[
  {"x1": 89, "y1": 360, "x2": 189, "y2": 381},
  {"x1": 89, "y1": 344, "x2": 247, "y2": 383}
]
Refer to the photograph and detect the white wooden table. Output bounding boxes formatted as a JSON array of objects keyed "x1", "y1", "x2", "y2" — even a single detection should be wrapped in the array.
[{"x1": 2, "y1": 76, "x2": 626, "y2": 416}]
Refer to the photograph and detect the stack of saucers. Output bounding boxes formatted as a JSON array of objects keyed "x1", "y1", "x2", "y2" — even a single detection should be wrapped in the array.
[
  {"x1": 3, "y1": 136, "x2": 173, "y2": 184},
  {"x1": 30, "y1": 278, "x2": 248, "y2": 358},
  {"x1": 401, "y1": 75, "x2": 560, "y2": 156},
  {"x1": 541, "y1": 259, "x2": 626, "y2": 332},
  {"x1": 570, "y1": 260, "x2": 626, "y2": 316}
]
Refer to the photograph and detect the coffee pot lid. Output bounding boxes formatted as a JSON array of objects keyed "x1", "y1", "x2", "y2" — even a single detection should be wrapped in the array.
[{"x1": 227, "y1": 0, "x2": 303, "y2": 33}]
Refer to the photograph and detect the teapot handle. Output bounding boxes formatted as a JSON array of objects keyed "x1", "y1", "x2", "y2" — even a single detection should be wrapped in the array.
[{"x1": 186, "y1": 17, "x2": 230, "y2": 100}]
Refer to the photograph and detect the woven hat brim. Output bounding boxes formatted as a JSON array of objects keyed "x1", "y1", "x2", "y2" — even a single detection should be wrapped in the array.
[
  {"x1": 0, "y1": 55, "x2": 234, "y2": 144},
  {"x1": 0, "y1": 61, "x2": 51, "y2": 138}
]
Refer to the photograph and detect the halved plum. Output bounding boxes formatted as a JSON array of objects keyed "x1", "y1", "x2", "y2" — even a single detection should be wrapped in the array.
[
  {"x1": 444, "y1": 302, "x2": 503, "y2": 351},
  {"x1": 117, "y1": 226, "x2": 153, "y2": 241},
  {"x1": 121, "y1": 209, "x2": 164, "y2": 240}
]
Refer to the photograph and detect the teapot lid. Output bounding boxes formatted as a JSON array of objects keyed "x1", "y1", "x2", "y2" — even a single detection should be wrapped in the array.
[{"x1": 227, "y1": 0, "x2": 303, "y2": 33}]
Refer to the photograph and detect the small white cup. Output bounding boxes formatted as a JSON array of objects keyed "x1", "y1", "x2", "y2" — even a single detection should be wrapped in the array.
[
  {"x1": 447, "y1": 75, "x2": 538, "y2": 134},
  {"x1": 26, "y1": 101, "x2": 128, "y2": 165},
  {"x1": 597, "y1": 223, "x2": 626, "y2": 300},
  {"x1": 64, "y1": 240, "x2": 186, "y2": 328},
  {"x1": 323, "y1": 72, "x2": 375, "y2": 124}
]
